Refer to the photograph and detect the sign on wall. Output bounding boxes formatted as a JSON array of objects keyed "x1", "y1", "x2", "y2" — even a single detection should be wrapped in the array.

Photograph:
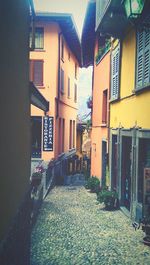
[{"x1": 43, "y1": 116, "x2": 53, "y2": 151}]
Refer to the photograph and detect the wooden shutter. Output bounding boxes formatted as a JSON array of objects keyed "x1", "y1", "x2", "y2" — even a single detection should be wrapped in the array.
[
  {"x1": 74, "y1": 84, "x2": 77, "y2": 102},
  {"x1": 33, "y1": 60, "x2": 43, "y2": 86},
  {"x1": 136, "y1": 29, "x2": 150, "y2": 89},
  {"x1": 136, "y1": 31, "x2": 144, "y2": 88},
  {"x1": 111, "y1": 44, "x2": 120, "y2": 100},
  {"x1": 60, "y1": 68, "x2": 64, "y2": 93},
  {"x1": 144, "y1": 31, "x2": 150, "y2": 85}
]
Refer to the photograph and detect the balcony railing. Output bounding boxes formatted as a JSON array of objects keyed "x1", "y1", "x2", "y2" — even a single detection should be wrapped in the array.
[{"x1": 95, "y1": 40, "x2": 111, "y2": 65}]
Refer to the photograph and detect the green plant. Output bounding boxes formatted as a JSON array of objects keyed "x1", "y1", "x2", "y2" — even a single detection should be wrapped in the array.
[
  {"x1": 85, "y1": 176, "x2": 100, "y2": 193},
  {"x1": 97, "y1": 188, "x2": 119, "y2": 210}
]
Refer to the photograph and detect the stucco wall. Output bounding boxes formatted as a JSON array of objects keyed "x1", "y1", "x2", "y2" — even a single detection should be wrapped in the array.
[
  {"x1": 91, "y1": 39, "x2": 110, "y2": 180},
  {"x1": 30, "y1": 20, "x2": 78, "y2": 161},
  {"x1": 110, "y1": 29, "x2": 150, "y2": 129}
]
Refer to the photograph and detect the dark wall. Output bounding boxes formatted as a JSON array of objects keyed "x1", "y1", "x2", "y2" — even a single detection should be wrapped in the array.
[{"x1": 0, "y1": 0, "x2": 31, "y2": 264}]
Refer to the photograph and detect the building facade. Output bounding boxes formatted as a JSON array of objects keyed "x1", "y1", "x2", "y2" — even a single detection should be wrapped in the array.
[
  {"x1": 30, "y1": 13, "x2": 81, "y2": 162},
  {"x1": 82, "y1": 0, "x2": 110, "y2": 185},
  {"x1": 82, "y1": 0, "x2": 150, "y2": 221},
  {"x1": 109, "y1": 3, "x2": 150, "y2": 221}
]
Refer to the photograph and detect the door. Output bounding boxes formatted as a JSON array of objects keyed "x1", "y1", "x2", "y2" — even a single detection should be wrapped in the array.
[
  {"x1": 31, "y1": 116, "x2": 42, "y2": 158},
  {"x1": 102, "y1": 141, "x2": 107, "y2": 187},
  {"x1": 121, "y1": 136, "x2": 132, "y2": 211},
  {"x1": 111, "y1": 135, "x2": 118, "y2": 189}
]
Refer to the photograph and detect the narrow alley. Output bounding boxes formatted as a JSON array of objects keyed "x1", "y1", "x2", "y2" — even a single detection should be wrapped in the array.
[{"x1": 31, "y1": 180, "x2": 150, "y2": 265}]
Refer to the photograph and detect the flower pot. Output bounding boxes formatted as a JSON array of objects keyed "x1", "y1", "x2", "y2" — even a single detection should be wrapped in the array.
[{"x1": 143, "y1": 236, "x2": 150, "y2": 246}]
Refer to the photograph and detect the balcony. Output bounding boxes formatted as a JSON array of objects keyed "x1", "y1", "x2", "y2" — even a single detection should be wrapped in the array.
[
  {"x1": 95, "y1": 39, "x2": 111, "y2": 65},
  {"x1": 96, "y1": 0, "x2": 111, "y2": 30},
  {"x1": 95, "y1": 0, "x2": 130, "y2": 39}
]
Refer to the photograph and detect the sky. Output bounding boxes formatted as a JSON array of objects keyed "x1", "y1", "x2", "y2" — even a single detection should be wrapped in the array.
[{"x1": 34, "y1": 0, "x2": 93, "y2": 121}]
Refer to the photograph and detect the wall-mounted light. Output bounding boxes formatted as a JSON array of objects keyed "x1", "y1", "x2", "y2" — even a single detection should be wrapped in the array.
[{"x1": 122, "y1": 0, "x2": 145, "y2": 19}]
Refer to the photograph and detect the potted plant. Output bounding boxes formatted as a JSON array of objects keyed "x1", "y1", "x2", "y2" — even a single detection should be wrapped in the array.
[
  {"x1": 86, "y1": 96, "x2": 93, "y2": 109},
  {"x1": 31, "y1": 164, "x2": 45, "y2": 189},
  {"x1": 140, "y1": 216, "x2": 150, "y2": 246},
  {"x1": 97, "y1": 187, "x2": 119, "y2": 210},
  {"x1": 85, "y1": 176, "x2": 100, "y2": 193}
]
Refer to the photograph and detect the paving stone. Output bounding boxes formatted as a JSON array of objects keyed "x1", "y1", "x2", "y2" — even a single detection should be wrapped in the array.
[{"x1": 31, "y1": 185, "x2": 150, "y2": 265}]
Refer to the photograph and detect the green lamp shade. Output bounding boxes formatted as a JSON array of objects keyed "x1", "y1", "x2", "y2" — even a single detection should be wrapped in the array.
[{"x1": 124, "y1": 0, "x2": 145, "y2": 18}]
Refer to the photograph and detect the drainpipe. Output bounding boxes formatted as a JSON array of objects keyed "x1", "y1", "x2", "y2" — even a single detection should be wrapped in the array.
[{"x1": 56, "y1": 32, "x2": 62, "y2": 119}]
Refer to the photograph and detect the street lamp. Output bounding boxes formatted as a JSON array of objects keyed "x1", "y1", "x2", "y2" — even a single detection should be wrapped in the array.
[{"x1": 122, "y1": 0, "x2": 145, "y2": 19}]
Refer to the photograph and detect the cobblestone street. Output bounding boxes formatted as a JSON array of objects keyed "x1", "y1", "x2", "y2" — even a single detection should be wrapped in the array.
[{"x1": 31, "y1": 185, "x2": 150, "y2": 265}]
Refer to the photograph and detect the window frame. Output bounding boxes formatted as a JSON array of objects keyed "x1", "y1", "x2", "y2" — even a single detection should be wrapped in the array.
[
  {"x1": 102, "y1": 89, "x2": 108, "y2": 124},
  {"x1": 30, "y1": 27, "x2": 44, "y2": 50}
]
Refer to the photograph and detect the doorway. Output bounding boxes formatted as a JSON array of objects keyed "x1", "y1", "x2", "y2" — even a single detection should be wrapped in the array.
[
  {"x1": 31, "y1": 116, "x2": 42, "y2": 158},
  {"x1": 121, "y1": 136, "x2": 132, "y2": 211},
  {"x1": 102, "y1": 140, "x2": 107, "y2": 186},
  {"x1": 111, "y1": 135, "x2": 118, "y2": 190}
]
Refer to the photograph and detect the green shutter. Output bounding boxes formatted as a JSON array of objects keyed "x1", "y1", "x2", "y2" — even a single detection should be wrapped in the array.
[
  {"x1": 136, "y1": 31, "x2": 144, "y2": 88},
  {"x1": 111, "y1": 44, "x2": 120, "y2": 100},
  {"x1": 136, "y1": 28, "x2": 150, "y2": 89},
  {"x1": 144, "y1": 31, "x2": 150, "y2": 85}
]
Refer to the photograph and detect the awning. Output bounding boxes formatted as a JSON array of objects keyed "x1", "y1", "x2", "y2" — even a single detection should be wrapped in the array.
[{"x1": 30, "y1": 81, "x2": 49, "y2": 112}]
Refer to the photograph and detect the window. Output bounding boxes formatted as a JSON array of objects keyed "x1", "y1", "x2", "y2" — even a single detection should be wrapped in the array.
[
  {"x1": 30, "y1": 27, "x2": 44, "y2": 49},
  {"x1": 60, "y1": 68, "x2": 64, "y2": 93},
  {"x1": 68, "y1": 77, "x2": 70, "y2": 98},
  {"x1": 69, "y1": 120, "x2": 72, "y2": 149},
  {"x1": 30, "y1": 60, "x2": 43, "y2": 86},
  {"x1": 73, "y1": 120, "x2": 75, "y2": 148},
  {"x1": 74, "y1": 84, "x2": 77, "y2": 102},
  {"x1": 136, "y1": 28, "x2": 150, "y2": 90},
  {"x1": 111, "y1": 44, "x2": 120, "y2": 100},
  {"x1": 59, "y1": 118, "x2": 62, "y2": 154},
  {"x1": 61, "y1": 38, "x2": 64, "y2": 61},
  {"x1": 75, "y1": 63, "x2": 77, "y2": 79},
  {"x1": 62, "y1": 119, "x2": 65, "y2": 152},
  {"x1": 102, "y1": 89, "x2": 108, "y2": 124}
]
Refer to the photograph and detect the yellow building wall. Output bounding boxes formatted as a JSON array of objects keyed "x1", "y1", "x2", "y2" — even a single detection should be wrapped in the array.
[
  {"x1": 30, "y1": 21, "x2": 78, "y2": 161},
  {"x1": 110, "y1": 29, "x2": 150, "y2": 129}
]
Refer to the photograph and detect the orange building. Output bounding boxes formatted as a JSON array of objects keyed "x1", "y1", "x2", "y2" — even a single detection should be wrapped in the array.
[
  {"x1": 82, "y1": 1, "x2": 110, "y2": 185},
  {"x1": 30, "y1": 12, "x2": 81, "y2": 162}
]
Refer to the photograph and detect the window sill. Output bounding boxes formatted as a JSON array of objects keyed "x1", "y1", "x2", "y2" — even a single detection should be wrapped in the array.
[
  {"x1": 32, "y1": 49, "x2": 46, "y2": 52},
  {"x1": 36, "y1": 86, "x2": 45, "y2": 89},
  {"x1": 109, "y1": 97, "x2": 120, "y2": 103},
  {"x1": 135, "y1": 83, "x2": 150, "y2": 94},
  {"x1": 100, "y1": 123, "x2": 107, "y2": 127}
]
